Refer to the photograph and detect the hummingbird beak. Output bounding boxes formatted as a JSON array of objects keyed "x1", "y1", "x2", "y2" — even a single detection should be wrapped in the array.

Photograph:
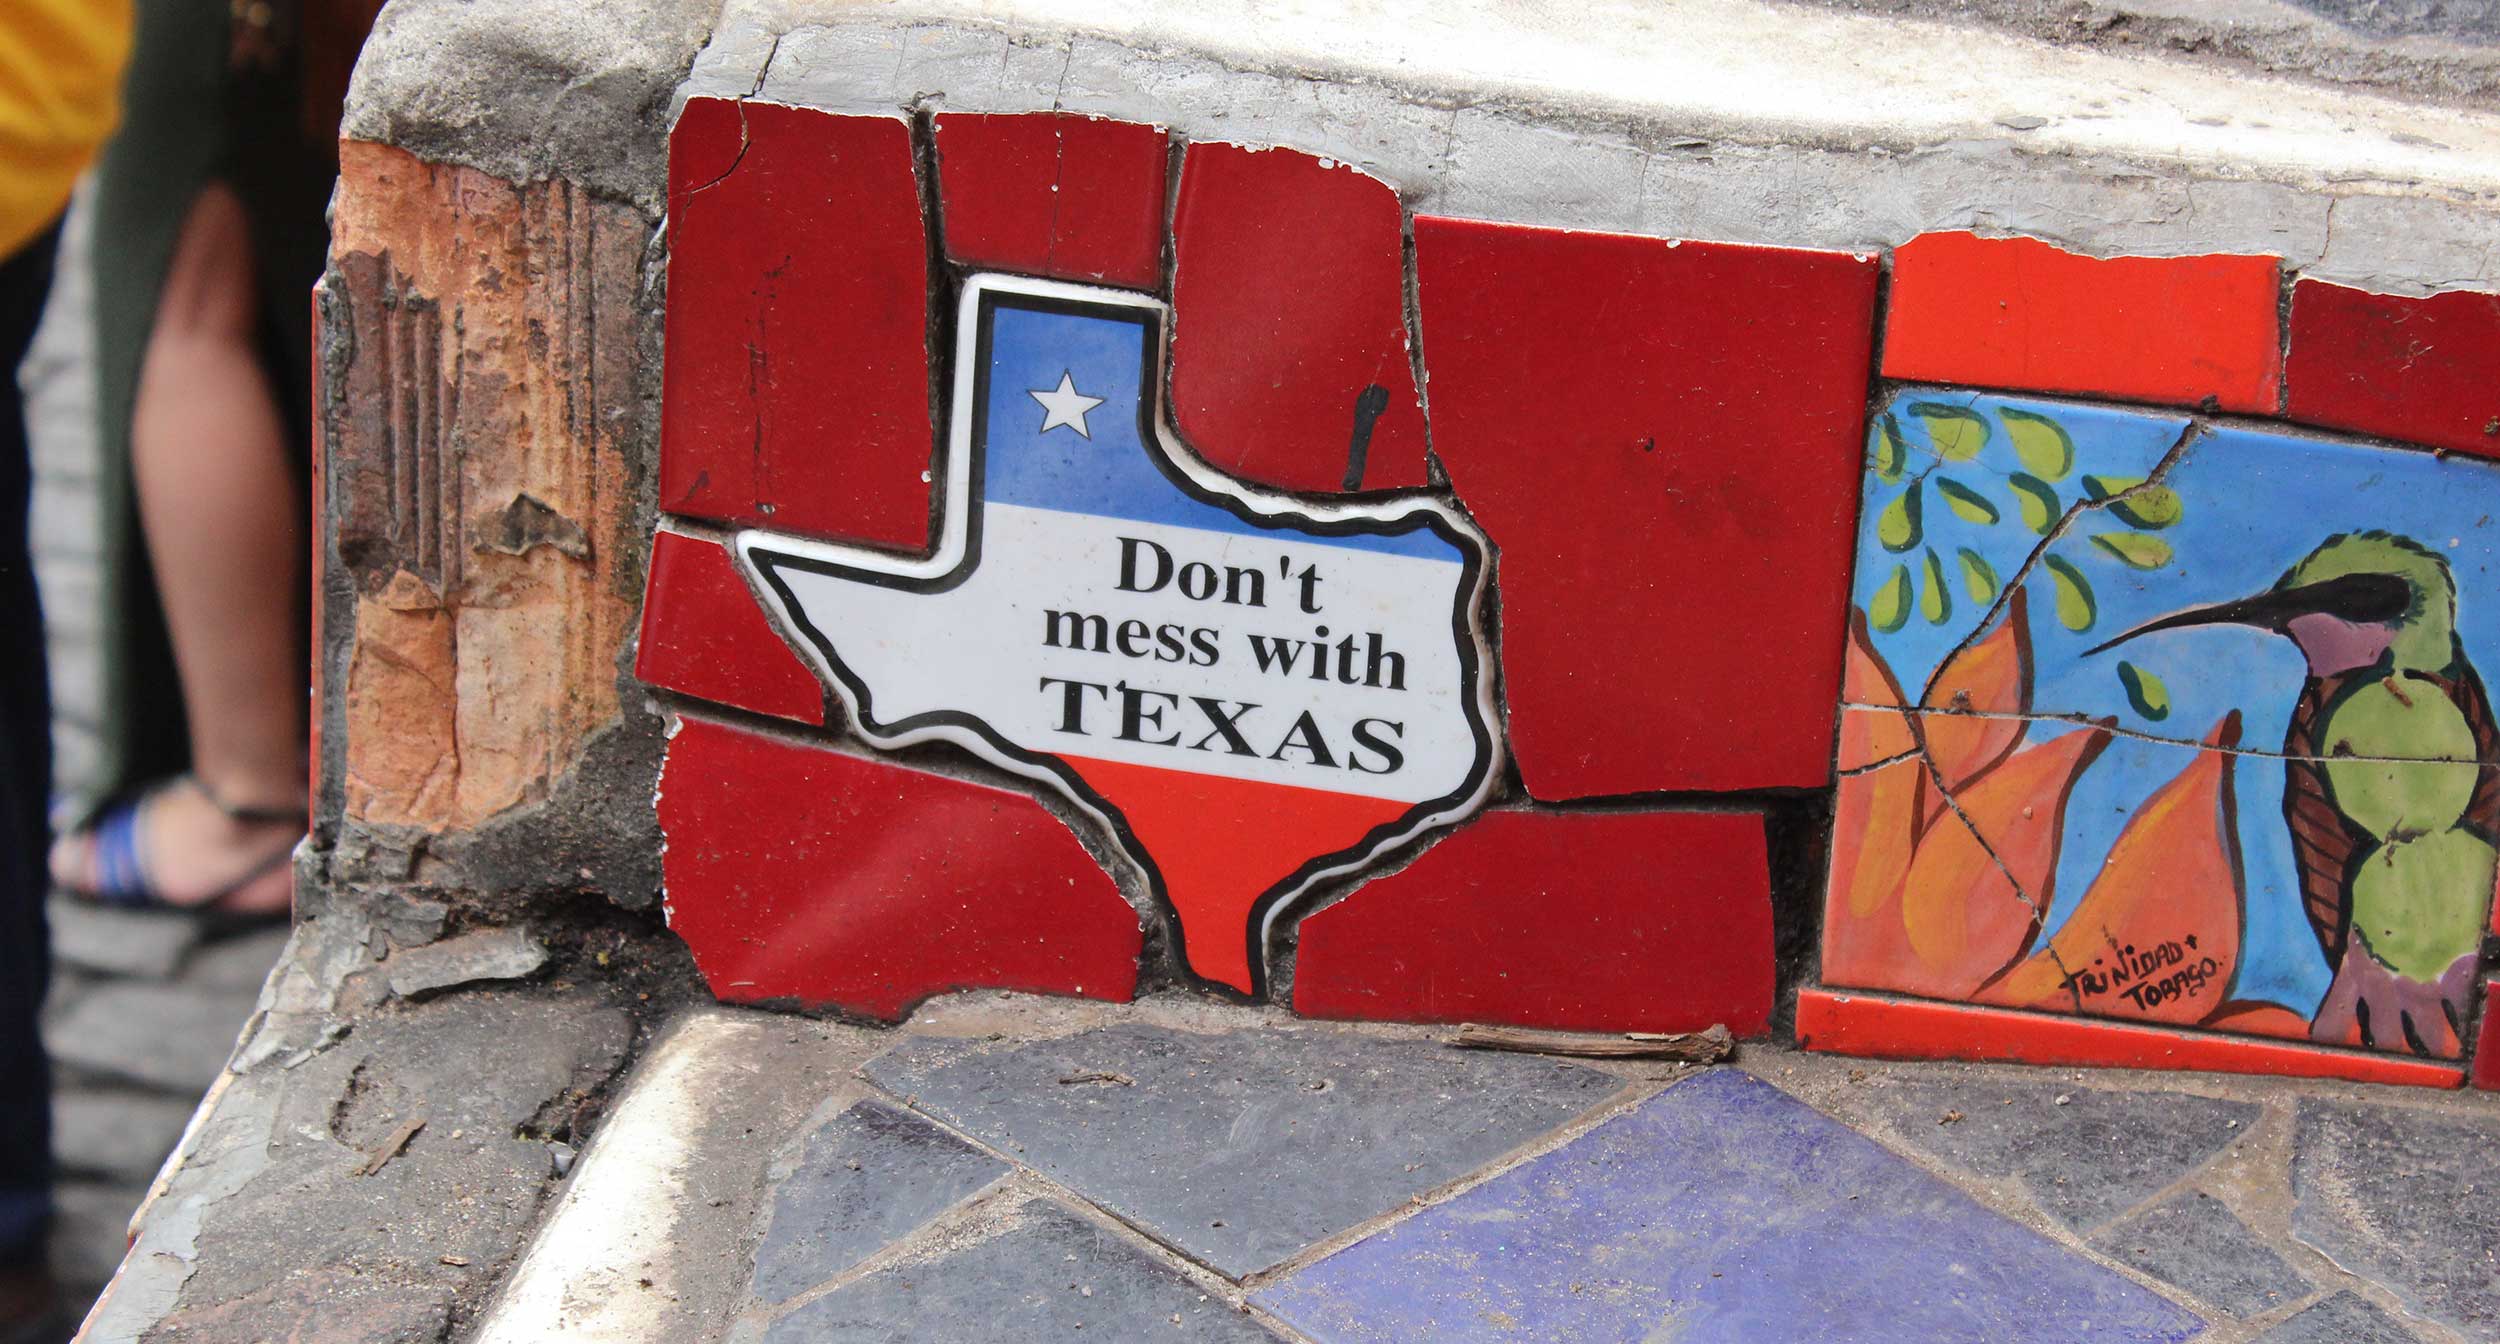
[
  {"x1": 2084, "y1": 593, "x2": 2284, "y2": 656},
  {"x1": 2083, "y1": 572, "x2": 2412, "y2": 657}
]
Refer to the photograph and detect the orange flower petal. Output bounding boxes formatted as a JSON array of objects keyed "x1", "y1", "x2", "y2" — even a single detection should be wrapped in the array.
[
  {"x1": 1839, "y1": 611, "x2": 1916, "y2": 771},
  {"x1": 1981, "y1": 714, "x2": 2246, "y2": 1023},
  {"x1": 1823, "y1": 752, "x2": 1925, "y2": 987},
  {"x1": 1893, "y1": 724, "x2": 2111, "y2": 999},
  {"x1": 1917, "y1": 588, "x2": 2033, "y2": 809}
]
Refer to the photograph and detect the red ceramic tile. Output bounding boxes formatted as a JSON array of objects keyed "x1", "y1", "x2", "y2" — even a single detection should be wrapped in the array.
[
  {"x1": 658, "y1": 717, "x2": 1140, "y2": 1018},
  {"x1": 934, "y1": 112, "x2": 1167, "y2": 291},
  {"x1": 2287, "y1": 278, "x2": 2500, "y2": 460},
  {"x1": 1170, "y1": 142, "x2": 1427, "y2": 494},
  {"x1": 1795, "y1": 989, "x2": 2465, "y2": 1089},
  {"x1": 660, "y1": 98, "x2": 934, "y2": 550},
  {"x1": 634, "y1": 529, "x2": 822, "y2": 725},
  {"x1": 1294, "y1": 809, "x2": 1774, "y2": 1035},
  {"x1": 2475, "y1": 983, "x2": 2500, "y2": 1091},
  {"x1": 1068, "y1": 757, "x2": 1408, "y2": 998},
  {"x1": 1412, "y1": 217, "x2": 1878, "y2": 796},
  {"x1": 1883, "y1": 231, "x2": 2282, "y2": 414}
]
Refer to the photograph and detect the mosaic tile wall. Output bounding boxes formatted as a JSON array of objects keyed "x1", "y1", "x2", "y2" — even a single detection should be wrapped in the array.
[{"x1": 636, "y1": 96, "x2": 2500, "y2": 1089}]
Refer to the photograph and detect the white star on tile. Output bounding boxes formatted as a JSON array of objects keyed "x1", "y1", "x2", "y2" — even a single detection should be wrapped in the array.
[{"x1": 1029, "y1": 372, "x2": 1106, "y2": 439}]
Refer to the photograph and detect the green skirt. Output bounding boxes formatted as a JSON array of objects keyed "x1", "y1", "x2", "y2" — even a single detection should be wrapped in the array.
[{"x1": 76, "y1": 0, "x2": 328, "y2": 822}]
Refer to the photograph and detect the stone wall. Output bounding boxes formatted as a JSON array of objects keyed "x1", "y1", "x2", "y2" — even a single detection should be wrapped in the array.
[{"x1": 310, "y1": 0, "x2": 2500, "y2": 1085}]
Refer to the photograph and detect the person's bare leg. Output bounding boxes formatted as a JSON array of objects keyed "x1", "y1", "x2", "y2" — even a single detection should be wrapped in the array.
[{"x1": 53, "y1": 183, "x2": 302, "y2": 911}]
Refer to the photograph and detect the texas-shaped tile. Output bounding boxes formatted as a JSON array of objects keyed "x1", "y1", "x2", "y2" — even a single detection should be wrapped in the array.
[{"x1": 737, "y1": 275, "x2": 1500, "y2": 994}]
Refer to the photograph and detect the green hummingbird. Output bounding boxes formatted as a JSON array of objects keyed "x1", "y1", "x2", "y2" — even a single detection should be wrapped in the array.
[{"x1": 2092, "y1": 531, "x2": 2500, "y2": 1056}]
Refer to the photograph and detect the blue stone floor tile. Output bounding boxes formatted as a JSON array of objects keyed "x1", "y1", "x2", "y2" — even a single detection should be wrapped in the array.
[
  {"x1": 1252, "y1": 1068, "x2": 2205, "y2": 1344},
  {"x1": 864, "y1": 1023, "x2": 1617, "y2": 1277},
  {"x1": 749, "y1": 1099, "x2": 1009, "y2": 1304},
  {"x1": 2251, "y1": 1291, "x2": 2426, "y2": 1344},
  {"x1": 763, "y1": 1200, "x2": 1284, "y2": 1342}
]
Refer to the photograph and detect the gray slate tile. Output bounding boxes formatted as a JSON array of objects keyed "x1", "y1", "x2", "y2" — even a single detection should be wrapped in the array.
[
  {"x1": 181, "y1": 926, "x2": 296, "y2": 991},
  {"x1": 45, "y1": 981, "x2": 257, "y2": 1093},
  {"x1": 53, "y1": 1087, "x2": 200, "y2": 1182},
  {"x1": 762, "y1": 1200, "x2": 1279, "y2": 1343},
  {"x1": 2090, "y1": 1190, "x2": 2310, "y2": 1318},
  {"x1": 2292, "y1": 1099, "x2": 2500, "y2": 1337},
  {"x1": 47, "y1": 1179, "x2": 148, "y2": 1298},
  {"x1": 384, "y1": 926, "x2": 548, "y2": 998},
  {"x1": 47, "y1": 897, "x2": 203, "y2": 979},
  {"x1": 2253, "y1": 1291, "x2": 2426, "y2": 1344},
  {"x1": 863, "y1": 1024, "x2": 1618, "y2": 1277},
  {"x1": 1854, "y1": 1077, "x2": 2258, "y2": 1231},
  {"x1": 752, "y1": 1100, "x2": 1009, "y2": 1304}
]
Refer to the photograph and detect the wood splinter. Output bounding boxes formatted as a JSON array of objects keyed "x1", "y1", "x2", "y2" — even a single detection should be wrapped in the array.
[
  {"x1": 355, "y1": 1116, "x2": 428, "y2": 1176},
  {"x1": 1445, "y1": 1022, "x2": 1733, "y2": 1062}
]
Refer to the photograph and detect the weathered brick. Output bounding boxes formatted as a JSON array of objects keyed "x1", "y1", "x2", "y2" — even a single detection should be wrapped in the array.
[{"x1": 325, "y1": 141, "x2": 643, "y2": 830}]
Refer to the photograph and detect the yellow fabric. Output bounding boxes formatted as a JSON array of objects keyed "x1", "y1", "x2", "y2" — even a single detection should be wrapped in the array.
[{"x1": 0, "y1": 0, "x2": 133, "y2": 258}]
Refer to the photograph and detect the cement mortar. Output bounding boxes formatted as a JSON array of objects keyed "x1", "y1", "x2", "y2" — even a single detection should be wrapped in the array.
[
  {"x1": 343, "y1": 0, "x2": 720, "y2": 209},
  {"x1": 651, "y1": 1, "x2": 2500, "y2": 296},
  {"x1": 1803, "y1": 0, "x2": 2500, "y2": 107}
]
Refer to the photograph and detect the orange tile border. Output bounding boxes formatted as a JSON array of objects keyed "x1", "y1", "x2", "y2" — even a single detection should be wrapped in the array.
[
  {"x1": 1796, "y1": 987, "x2": 2464, "y2": 1089},
  {"x1": 1882, "y1": 231, "x2": 2282, "y2": 414}
]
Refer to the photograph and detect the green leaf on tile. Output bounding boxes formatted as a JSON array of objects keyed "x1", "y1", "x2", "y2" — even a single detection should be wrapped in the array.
[
  {"x1": 1873, "y1": 412, "x2": 1908, "y2": 483},
  {"x1": 1998, "y1": 406, "x2": 2075, "y2": 481},
  {"x1": 2108, "y1": 485, "x2": 2183, "y2": 530},
  {"x1": 2090, "y1": 532, "x2": 2175, "y2": 570},
  {"x1": 1910, "y1": 402, "x2": 1990, "y2": 461},
  {"x1": 1871, "y1": 564, "x2": 1913, "y2": 633},
  {"x1": 1879, "y1": 482, "x2": 1924, "y2": 552},
  {"x1": 1937, "y1": 477, "x2": 2001, "y2": 525},
  {"x1": 1957, "y1": 547, "x2": 2000, "y2": 604},
  {"x1": 2009, "y1": 473, "x2": 2061, "y2": 535},
  {"x1": 2118, "y1": 661, "x2": 2171, "y2": 721},
  {"x1": 2044, "y1": 554, "x2": 2097, "y2": 632}
]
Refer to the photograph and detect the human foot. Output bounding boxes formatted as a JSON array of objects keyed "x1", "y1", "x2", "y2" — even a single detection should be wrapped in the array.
[{"x1": 49, "y1": 775, "x2": 300, "y2": 915}]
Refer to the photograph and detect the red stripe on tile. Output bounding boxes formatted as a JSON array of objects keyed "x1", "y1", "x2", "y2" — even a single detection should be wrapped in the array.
[
  {"x1": 2287, "y1": 278, "x2": 2500, "y2": 461},
  {"x1": 660, "y1": 98, "x2": 935, "y2": 550},
  {"x1": 1883, "y1": 231, "x2": 2282, "y2": 413},
  {"x1": 1171, "y1": 142, "x2": 1428, "y2": 493},
  {"x1": 1797, "y1": 988, "x2": 2463, "y2": 1089},
  {"x1": 634, "y1": 530, "x2": 823, "y2": 725},
  {"x1": 660, "y1": 718, "x2": 1140, "y2": 1019},
  {"x1": 1061, "y1": 753, "x2": 1410, "y2": 995},
  {"x1": 935, "y1": 112, "x2": 1169, "y2": 290},
  {"x1": 1295, "y1": 809, "x2": 1774, "y2": 1035},
  {"x1": 1414, "y1": 216, "x2": 1878, "y2": 796}
]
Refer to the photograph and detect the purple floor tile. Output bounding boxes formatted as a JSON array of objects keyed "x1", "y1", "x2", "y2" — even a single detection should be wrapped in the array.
[{"x1": 1252, "y1": 1069, "x2": 2204, "y2": 1344}]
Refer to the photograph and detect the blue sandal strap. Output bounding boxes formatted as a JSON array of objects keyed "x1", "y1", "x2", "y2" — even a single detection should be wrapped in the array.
[{"x1": 88, "y1": 798, "x2": 158, "y2": 908}]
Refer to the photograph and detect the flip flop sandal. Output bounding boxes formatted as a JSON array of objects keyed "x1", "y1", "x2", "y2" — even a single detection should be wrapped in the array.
[{"x1": 63, "y1": 775, "x2": 301, "y2": 925}]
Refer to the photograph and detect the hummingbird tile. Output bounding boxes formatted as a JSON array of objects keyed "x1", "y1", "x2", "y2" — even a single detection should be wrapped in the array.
[{"x1": 1833, "y1": 388, "x2": 2500, "y2": 1065}]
